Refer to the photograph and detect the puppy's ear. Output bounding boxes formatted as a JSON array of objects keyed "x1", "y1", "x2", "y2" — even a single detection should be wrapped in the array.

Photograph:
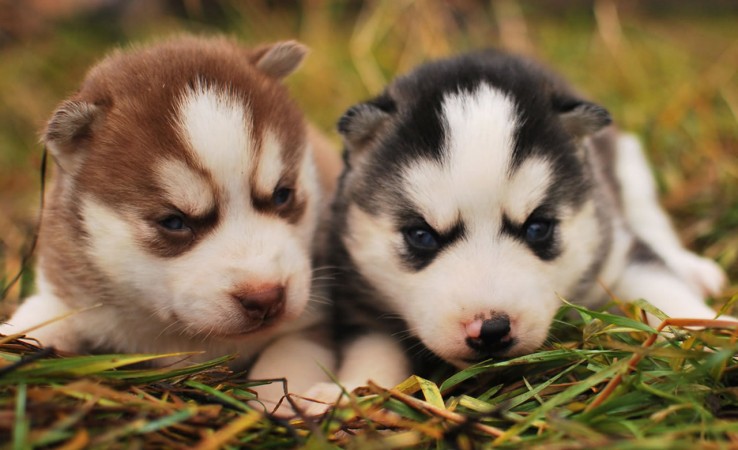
[
  {"x1": 251, "y1": 40, "x2": 308, "y2": 79},
  {"x1": 337, "y1": 95, "x2": 395, "y2": 167},
  {"x1": 555, "y1": 97, "x2": 611, "y2": 139},
  {"x1": 337, "y1": 97, "x2": 395, "y2": 169},
  {"x1": 43, "y1": 100, "x2": 103, "y2": 173}
]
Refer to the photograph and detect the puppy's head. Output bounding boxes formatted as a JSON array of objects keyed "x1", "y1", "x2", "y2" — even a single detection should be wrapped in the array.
[
  {"x1": 42, "y1": 37, "x2": 320, "y2": 338},
  {"x1": 336, "y1": 50, "x2": 611, "y2": 367}
]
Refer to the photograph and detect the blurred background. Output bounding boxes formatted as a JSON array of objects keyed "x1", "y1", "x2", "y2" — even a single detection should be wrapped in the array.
[{"x1": 1, "y1": 0, "x2": 737, "y2": 312}]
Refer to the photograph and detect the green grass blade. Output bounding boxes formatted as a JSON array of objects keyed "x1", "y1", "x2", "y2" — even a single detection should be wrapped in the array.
[
  {"x1": 13, "y1": 383, "x2": 29, "y2": 450},
  {"x1": 135, "y1": 407, "x2": 197, "y2": 434},
  {"x1": 494, "y1": 359, "x2": 629, "y2": 444},
  {"x1": 441, "y1": 349, "x2": 616, "y2": 391},
  {"x1": 98, "y1": 355, "x2": 233, "y2": 383},
  {"x1": 562, "y1": 299, "x2": 657, "y2": 333},
  {"x1": 184, "y1": 380, "x2": 251, "y2": 412},
  {"x1": 0, "y1": 352, "x2": 214, "y2": 384},
  {"x1": 395, "y1": 375, "x2": 445, "y2": 409}
]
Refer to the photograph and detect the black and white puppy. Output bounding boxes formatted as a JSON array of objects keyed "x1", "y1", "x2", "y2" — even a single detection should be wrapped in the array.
[{"x1": 322, "y1": 49, "x2": 731, "y2": 392}]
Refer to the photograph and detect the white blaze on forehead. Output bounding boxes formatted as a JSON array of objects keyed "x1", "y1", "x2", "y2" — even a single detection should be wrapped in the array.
[
  {"x1": 254, "y1": 130, "x2": 285, "y2": 194},
  {"x1": 443, "y1": 83, "x2": 518, "y2": 198},
  {"x1": 155, "y1": 158, "x2": 215, "y2": 216},
  {"x1": 402, "y1": 83, "x2": 520, "y2": 230},
  {"x1": 176, "y1": 83, "x2": 253, "y2": 204}
]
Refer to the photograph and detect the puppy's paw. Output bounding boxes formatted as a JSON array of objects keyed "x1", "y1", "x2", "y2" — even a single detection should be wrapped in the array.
[
  {"x1": 668, "y1": 251, "x2": 727, "y2": 297},
  {"x1": 249, "y1": 381, "x2": 350, "y2": 418},
  {"x1": 298, "y1": 382, "x2": 347, "y2": 416},
  {"x1": 248, "y1": 381, "x2": 296, "y2": 418}
]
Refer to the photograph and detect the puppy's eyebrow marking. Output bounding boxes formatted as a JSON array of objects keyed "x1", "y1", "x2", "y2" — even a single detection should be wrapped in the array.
[
  {"x1": 155, "y1": 158, "x2": 216, "y2": 216},
  {"x1": 504, "y1": 156, "x2": 553, "y2": 223},
  {"x1": 252, "y1": 130, "x2": 287, "y2": 200},
  {"x1": 401, "y1": 158, "x2": 460, "y2": 234}
]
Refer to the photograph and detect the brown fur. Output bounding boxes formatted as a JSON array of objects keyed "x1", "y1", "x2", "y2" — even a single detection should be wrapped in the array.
[{"x1": 37, "y1": 36, "x2": 333, "y2": 309}]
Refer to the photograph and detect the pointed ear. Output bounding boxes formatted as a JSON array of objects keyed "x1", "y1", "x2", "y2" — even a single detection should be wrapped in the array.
[
  {"x1": 556, "y1": 99, "x2": 612, "y2": 139},
  {"x1": 337, "y1": 95, "x2": 395, "y2": 147},
  {"x1": 43, "y1": 100, "x2": 102, "y2": 172},
  {"x1": 251, "y1": 40, "x2": 308, "y2": 79}
]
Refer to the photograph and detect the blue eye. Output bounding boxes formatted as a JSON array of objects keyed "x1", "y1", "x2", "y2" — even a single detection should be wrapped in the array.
[
  {"x1": 404, "y1": 227, "x2": 439, "y2": 251},
  {"x1": 272, "y1": 187, "x2": 293, "y2": 207},
  {"x1": 524, "y1": 219, "x2": 554, "y2": 243},
  {"x1": 159, "y1": 214, "x2": 187, "y2": 231}
]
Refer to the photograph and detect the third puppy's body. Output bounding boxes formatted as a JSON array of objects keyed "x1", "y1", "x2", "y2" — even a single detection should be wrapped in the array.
[{"x1": 326, "y1": 50, "x2": 729, "y2": 390}]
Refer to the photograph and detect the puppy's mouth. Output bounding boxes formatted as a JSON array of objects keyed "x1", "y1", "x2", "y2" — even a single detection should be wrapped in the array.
[
  {"x1": 460, "y1": 340, "x2": 517, "y2": 364},
  {"x1": 218, "y1": 316, "x2": 285, "y2": 338},
  {"x1": 177, "y1": 316, "x2": 284, "y2": 339}
]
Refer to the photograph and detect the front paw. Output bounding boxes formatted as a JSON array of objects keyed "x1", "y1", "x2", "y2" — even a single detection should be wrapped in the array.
[
  {"x1": 249, "y1": 381, "x2": 295, "y2": 418},
  {"x1": 668, "y1": 252, "x2": 727, "y2": 297},
  {"x1": 249, "y1": 381, "x2": 347, "y2": 418},
  {"x1": 296, "y1": 382, "x2": 347, "y2": 416}
]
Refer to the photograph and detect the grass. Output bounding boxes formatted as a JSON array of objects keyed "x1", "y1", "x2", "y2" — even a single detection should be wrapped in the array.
[
  {"x1": 2, "y1": 302, "x2": 738, "y2": 448},
  {"x1": 1, "y1": 0, "x2": 738, "y2": 448}
]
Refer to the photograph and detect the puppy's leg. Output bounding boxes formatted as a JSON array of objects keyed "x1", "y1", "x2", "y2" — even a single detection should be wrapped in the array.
[
  {"x1": 0, "y1": 294, "x2": 82, "y2": 351},
  {"x1": 338, "y1": 333, "x2": 411, "y2": 390},
  {"x1": 303, "y1": 332, "x2": 411, "y2": 414},
  {"x1": 248, "y1": 331, "x2": 336, "y2": 417},
  {"x1": 615, "y1": 134, "x2": 726, "y2": 296},
  {"x1": 617, "y1": 264, "x2": 723, "y2": 322},
  {"x1": 615, "y1": 246, "x2": 735, "y2": 323}
]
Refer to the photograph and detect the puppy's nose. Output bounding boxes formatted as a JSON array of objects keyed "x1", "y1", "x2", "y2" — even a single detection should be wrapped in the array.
[
  {"x1": 232, "y1": 284, "x2": 285, "y2": 322},
  {"x1": 466, "y1": 315, "x2": 512, "y2": 353},
  {"x1": 480, "y1": 316, "x2": 511, "y2": 346}
]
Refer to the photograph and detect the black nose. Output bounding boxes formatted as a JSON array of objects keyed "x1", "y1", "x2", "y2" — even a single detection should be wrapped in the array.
[
  {"x1": 466, "y1": 315, "x2": 512, "y2": 353},
  {"x1": 480, "y1": 316, "x2": 510, "y2": 343}
]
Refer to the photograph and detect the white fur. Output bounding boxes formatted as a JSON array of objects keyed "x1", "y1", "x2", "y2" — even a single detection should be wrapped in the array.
[
  {"x1": 81, "y1": 194, "x2": 312, "y2": 335},
  {"x1": 615, "y1": 134, "x2": 727, "y2": 297},
  {"x1": 254, "y1": 131, "x2": 287, "y2": 196},
  {"x1": 615, "y1": 134, "x2": 682, "y2": 252},
  {"x1": 616, "y1": 263, "x2": 724, "y2": 321},
  {"x1": 505, "y1": 158, "x2": 553, "y2": 223},
  {"x1": 299, "y1": 332, "x2": 411, "y2": 415},
  {"x1": 249, "y1": 331, "x2": 338, "y2": 415},
  {"x1": 155, "y1": 158, "x2": 215, "y2": 217},
  {"x1": 442, "y1": 84, "x2": 517, "y2": 178},
  {"x1": 0, "y1": 291, "x2": 78, "y2": 349},
  {"x1": 177, "y1": 82, "x2": 254, "y2": 210}
]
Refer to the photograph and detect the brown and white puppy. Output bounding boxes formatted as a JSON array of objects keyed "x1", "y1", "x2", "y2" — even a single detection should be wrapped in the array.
[{"x1": 0, "y1": 36, "x2": 340, "y2": 412}]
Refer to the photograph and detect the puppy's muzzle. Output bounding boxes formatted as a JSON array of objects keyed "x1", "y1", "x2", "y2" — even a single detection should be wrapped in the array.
[
  {"x1": 465, "y1": 314, "x2": 513, "y2": 354},
  {"x1": 231, "y1": 284, "x2": 286, "y2": 324}
]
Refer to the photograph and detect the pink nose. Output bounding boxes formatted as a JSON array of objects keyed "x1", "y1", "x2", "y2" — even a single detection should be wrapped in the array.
[
  {"x1": 465, "y1": 320, "x2": 483, "y2": 339},
  {"x1": 231, "y1": 284, "x2": 285, "y2": 322}
]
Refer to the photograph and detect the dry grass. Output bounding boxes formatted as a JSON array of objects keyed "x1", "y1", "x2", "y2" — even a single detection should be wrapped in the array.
[
  {"x1": 1, "y1": 0, "x2": 737, "y2": 448},
  {"x1": 2, "y1": 303, "x2": 738, "y2": 448}
]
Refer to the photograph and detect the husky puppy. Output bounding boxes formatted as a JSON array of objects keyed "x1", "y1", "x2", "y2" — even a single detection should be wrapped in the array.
[
  {"x1": 0, "y1": 36, "x2": 340, "y2": 409},
  {"x1": 326, "y1": 50, "x2": 730, "y2": 390}
]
